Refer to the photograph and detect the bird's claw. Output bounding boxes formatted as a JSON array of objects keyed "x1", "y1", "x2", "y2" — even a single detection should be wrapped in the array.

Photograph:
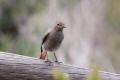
[
  {"x1": 55, "y1": 60, "x2": 62, "y2": 64},
  {"x1": 45, "y1": 59, "x2": 53, "y2": 63},
  {"x1": 45, "y1": 60, "x2": 53, "y2": 63},
  {"x1": 45, "y1": 60, "x2": 53, "y2": 66}
]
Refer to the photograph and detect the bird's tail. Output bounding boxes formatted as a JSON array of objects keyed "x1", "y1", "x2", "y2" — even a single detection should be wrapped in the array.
[
  {"x1": 40, "y1": 46, "x2": 47, "y2": 59},
  {"x1": 40, "y1": 51, "x2": 47, "y2": 59}
]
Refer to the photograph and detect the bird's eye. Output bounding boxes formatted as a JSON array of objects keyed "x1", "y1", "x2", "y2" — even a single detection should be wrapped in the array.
[{"x1": 57, "y1": 24, "x2": 60, "y2": 26}]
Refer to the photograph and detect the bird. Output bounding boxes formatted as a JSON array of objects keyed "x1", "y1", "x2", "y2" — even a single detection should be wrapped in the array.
[{"x1": 39, "y1": 22, "x2": 66, "y2": 62}]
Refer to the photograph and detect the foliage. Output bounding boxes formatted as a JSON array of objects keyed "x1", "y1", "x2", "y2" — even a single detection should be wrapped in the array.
[
  {"x1": 86, "y1": 65, "x2": 101, "y2": 80},
  {"x1": 0, "y1": 0, "x2": 49, "y2": 37},
  {"x1": 52, "y1": 66, "x2": 69, "y2": 80},
  {"x1": 104, "y1": 0, "x2": 120, "y2": 73},
  {"x1": 17, "y1": 36, "x2": 38, "y2": 56},
  {"x1": 0, "y1": 0, "x2": 48, "y2": 56},
  {"x1": 0, "y1": 35, "x2": 38, "y2": 57},
  {"x1": 0, "y1": 35, "x2": 10, "y2": 51}
]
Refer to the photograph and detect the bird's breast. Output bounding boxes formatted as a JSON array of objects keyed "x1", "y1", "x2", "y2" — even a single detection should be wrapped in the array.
[{"x1": 43, "y1": 31, "x2": 64, "y2": 51}]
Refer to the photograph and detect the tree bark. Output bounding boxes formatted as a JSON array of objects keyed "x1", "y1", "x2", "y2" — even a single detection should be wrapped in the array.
[{"x1": 0, "y1": 52, "x2": 119, "y2": 80}]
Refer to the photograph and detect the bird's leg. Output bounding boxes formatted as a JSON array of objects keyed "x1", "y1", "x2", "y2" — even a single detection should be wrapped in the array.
[
  {"x1": 54, "y1": 52, "x2": 62, "y2": 63},
  {"x1": 45, "y1": 52, "x2": 52, "y2": 63},
  {"x1": 54, "y1": 52, "x2": 58, "y2": 62},
  {"x1": 46, "y1": 52, "x2": 49, "y2": 61}
]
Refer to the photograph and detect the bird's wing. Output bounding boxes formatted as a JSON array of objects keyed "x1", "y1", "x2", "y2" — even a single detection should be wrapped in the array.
[
  {"x1": 42, "y1": 32, "x2": 50, "y2": 45},
  {"x1": 41, "y1": 32, "x2": 50, "y2": 52}
]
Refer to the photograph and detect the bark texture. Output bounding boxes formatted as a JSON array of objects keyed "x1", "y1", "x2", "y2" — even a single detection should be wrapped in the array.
[{"x1": 0, "y1": 52, "x2": 119, "y2": 80}]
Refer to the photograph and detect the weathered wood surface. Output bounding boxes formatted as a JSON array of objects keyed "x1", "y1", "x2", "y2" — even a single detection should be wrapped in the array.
[{"x1": 0, "y1": 52, "x2": 120, "y2": 80}]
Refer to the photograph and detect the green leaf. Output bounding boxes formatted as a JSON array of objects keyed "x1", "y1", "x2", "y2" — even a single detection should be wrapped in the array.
[
  {"x1": 17, "y1": 36, "x2": 27, "y2": 55},
  {"x1": 86, "y1": 65, "x2": 100, "y2": 80},
  {"x1": 52, "y1": 66, "x2": 68, "y2": 80},
  {"x1": 0, "y1": 35, "x2": 10, "y2": 51}
]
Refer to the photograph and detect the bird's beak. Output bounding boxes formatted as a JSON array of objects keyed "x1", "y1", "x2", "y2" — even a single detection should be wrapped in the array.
[{"x1": 63, "y1": 26, "x2": 67, "y2": 28}]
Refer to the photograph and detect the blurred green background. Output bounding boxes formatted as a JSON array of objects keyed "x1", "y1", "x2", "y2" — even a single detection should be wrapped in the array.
[{"x1": 0, "y1": 0, "x2": 120, "y2": 74}]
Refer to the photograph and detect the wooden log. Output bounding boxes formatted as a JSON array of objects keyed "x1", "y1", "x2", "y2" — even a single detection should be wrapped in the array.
[{"x1": 0, "y1": 52, "x2": 119, "y2": 80}]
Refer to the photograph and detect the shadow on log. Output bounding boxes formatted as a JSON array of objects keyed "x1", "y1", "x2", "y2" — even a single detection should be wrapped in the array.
[{"x1": 0, "y1": 52, "x2": 120, "y2": 80}]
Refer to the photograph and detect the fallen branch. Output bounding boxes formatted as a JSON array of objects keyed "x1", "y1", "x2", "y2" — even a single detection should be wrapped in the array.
[{"x1": 0, "y1": 52, "x2": 119, "y2": 80}]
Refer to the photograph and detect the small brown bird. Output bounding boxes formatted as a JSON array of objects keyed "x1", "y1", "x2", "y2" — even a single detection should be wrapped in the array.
[{"x1": 40, "y1": 22, "x2": 66, "y2": 62}]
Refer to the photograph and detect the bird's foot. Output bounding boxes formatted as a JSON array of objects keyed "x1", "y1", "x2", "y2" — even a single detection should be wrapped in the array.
[
  {"x1": 45, "y1": 60, "x2": 53, "y2": 66},
  {"x1": 45, "y1": 60, "x2": 52, "y2": 63},
  {"x1": 54, "y1": 60, "x2": 62, "y2": 64},
  {"x1": 45, "y1": 59, "x2": 53, "y2": 63}
]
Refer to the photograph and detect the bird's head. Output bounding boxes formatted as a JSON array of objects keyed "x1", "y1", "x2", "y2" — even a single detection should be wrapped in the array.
[{"x1": 55, "y1": 22, "x2": 66, "y2": 31}]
